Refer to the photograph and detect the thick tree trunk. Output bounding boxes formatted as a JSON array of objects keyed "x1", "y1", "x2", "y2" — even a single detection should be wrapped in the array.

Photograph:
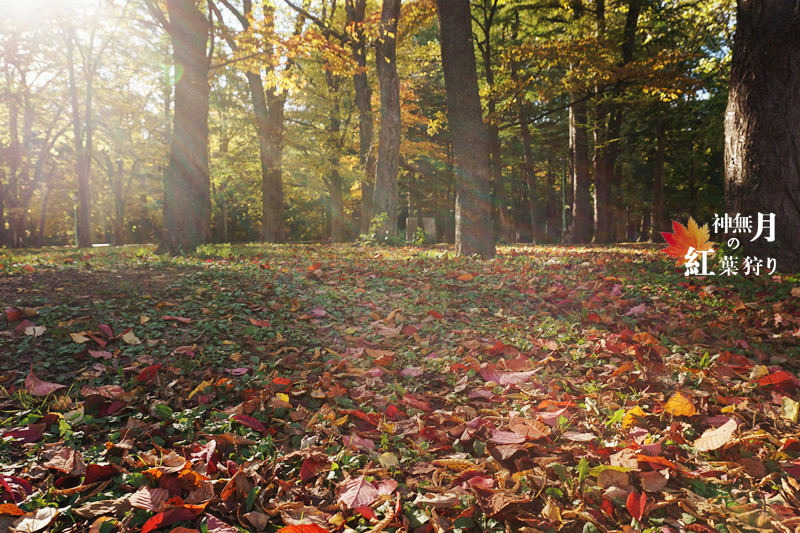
[
  {"x1": 346, "y1": 0, "x2": 376, "y2": 234},
  {"x1": 436, "y1": 0, "x2": 495, "y2": 258},
  {"x1": 162, "y1": 0, "x2": 211, "y2": 254},
  {"x1": 567, "y1": 98, "x2": 592, "y2": 243},
  {"x1": 371, "y1": 0, "x2": 401, "y2": 238},
  {"x1": 725, "y1": 0, "x2": 800, "y2": 272},
  {"x1": 247, "y1": 71, "x2": 286, "y2": 243}
]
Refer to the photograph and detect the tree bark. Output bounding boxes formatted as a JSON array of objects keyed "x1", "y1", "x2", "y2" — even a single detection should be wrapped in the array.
[
  {"x1": 161, "y1": 0, "x2": 211, "y2": 253},
  {"x1": 345, "y1": 0, "x2": 376, "y2": 234},
  {"x1": 725, "y1": 0, "x2": 800, "y2": 271},
  {"x1": 436, "y1": 0, "x2": 495, "y2": 258},
  {"x1": 371, "y1": 0, "x2": 402, "y2": 239}
]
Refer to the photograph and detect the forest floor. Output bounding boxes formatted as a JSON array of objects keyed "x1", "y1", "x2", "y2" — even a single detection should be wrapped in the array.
[{"x1": 2, "y1": 243, "x2": 800, "y2": 533}]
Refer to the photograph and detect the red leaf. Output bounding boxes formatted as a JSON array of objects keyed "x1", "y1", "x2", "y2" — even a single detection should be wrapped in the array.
[
  {"x1": 84, "y1": 464, "x2": 121, "y2": 485},
  {"x1": 3, "y1": 424, "x2": 45, "y2": 444},
  {"x1": 136, "y1": 365, "x2": 162, "y2": 382},
  {"x1": 162, "y1": 315, "x2": 192, "y2": 323},
  {"x1": 299, "y1": 458, "x2": 328, "y2": 482},
  {"x1": 5, "y1": 307, "x2": 24, "y2": 322},
  {"x1": 757, "y1": 370, "x2": 800, "y2": 391},
  {"x1": 338, "y1": 476, "x2": 378, "y2": 509},
  {"x1": 248, "y1": 318, "x2": 271, "y2": 327},
  {"x1": 626, "y1": 491, "x2": 647, "y2": 521},
  {"x1": 98, "y1": 324, "x2": 115, "y2": 338},
  {"x1": 231, "y1": 415, "x2": 267, "y2": 435},
  {"x1": 141, "y1": 507, "x2": 197, "y2": 533},
  {"x1": 426, "y1": 310, "x2": 443, "y2": 320},
  {"x1": 0, "y1": 475, "x2": 32, "y2": 503},
  {"x1": 354, "y1": 506, "x2": 377, "y2": 520},
  {"x1": 402, "y1": 394, "x2": 432, "y2": 412},
  {"x1": 479, "y1": 369, "x2": 535, "y2": 385},
  {"x1": 25, "y1": 369, "x2": 67, "y2": 396}
]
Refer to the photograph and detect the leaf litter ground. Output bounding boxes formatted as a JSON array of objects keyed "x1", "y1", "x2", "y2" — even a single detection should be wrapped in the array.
[{"x1": 2, "y1": 244, "x2": 800, "y2": 533}]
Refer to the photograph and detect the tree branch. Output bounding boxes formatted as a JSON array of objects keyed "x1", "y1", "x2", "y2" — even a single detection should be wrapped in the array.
[
  {"x1": 142, "y1": 0, "x2": 171, "y2": 33},
  {"x1": 283, "y1": 0, "x2": 347, "y2": 42}
]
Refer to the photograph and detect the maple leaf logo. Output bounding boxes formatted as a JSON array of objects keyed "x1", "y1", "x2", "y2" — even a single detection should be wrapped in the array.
[{"x1": 660, "y1": 217, "x2": 714, "y2": 266}]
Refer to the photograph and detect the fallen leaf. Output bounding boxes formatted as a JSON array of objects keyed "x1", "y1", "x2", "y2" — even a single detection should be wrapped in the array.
[
  {"x1": 782, "y1": 396, "x2": 800, "y2": 423},
  {"x1": 694, "y1": 418, "x2": 737, "y2": 452},
  {"x1": 120, "y1": 330, "x2": 141, "y2": 345},
  {"x1": 277, "y1": 525, "x2": 330, "y2": 533},
  {"x1": 129, "y1": 487, "x2": 170, "y2": 511},
  {"x1": 12, "y1": 507, "x2": 58, "y2": 533},
  {"x1": 25, "y1": 370, "x2": 66, "y2": 396},
  {"x1": 480, "y1": 369, "x2": 535, "y2": 385},
  {"x1": 626, "y1": 492, "x2": 647, "y2": 521},
  {"x1": 622, "y1": 406, "x2": 647, "y2": 431},
  {"x1": 337, "y1": 476, "x2": 378, "y2": 509},
  {"x1": 664, "y1": 391, "x2": 697, "y2": 417}
]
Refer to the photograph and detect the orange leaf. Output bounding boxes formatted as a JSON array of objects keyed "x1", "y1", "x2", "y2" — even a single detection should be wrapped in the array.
[
  {"x1": 277, "y1": 524, "x2": 331, "y2": 533},
  {"x1": 664, "y1": 392, "x2": 697, "y2": 417},
  {"x1": 622, "y1": 406, "x2": 647, "y2": 431},
  {"x1": 660, "y1": 217, "x2": 714, "y2": 266},
  {"x1": 456, "y1": 273, "x2": 474, "y2": 282},
  {"x1": 0, "y1": 503, "x2": 25, "y2": 516}
]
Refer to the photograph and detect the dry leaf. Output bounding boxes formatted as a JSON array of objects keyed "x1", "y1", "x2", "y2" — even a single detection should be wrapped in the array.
[
  {"x1": 694, "y1": 418, "x2": 737, "y2": 451},
  {"x1": 664, "y1": 391, "x2": 697, "y2": 417}
]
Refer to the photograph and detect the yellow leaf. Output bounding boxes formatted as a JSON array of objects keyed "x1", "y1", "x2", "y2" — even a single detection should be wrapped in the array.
[
  {"x1": 139, "y1": 315, "x2": 150, "y2": 325},
  {"x1": 188, "y1": 380, "x2": 213, "y2": 400},
  {"x1": 70, "y1": 333, "x2": 90, "y2": 344},
  {"x1": 664, "y1": 392, "x2": 697, "y2": 417},
  {"x1": 782, "y1": 397, "x2": 799, "y2": 423},
  {"x1": 378, "y1": 452, "x2": 399, "y2": 467},
  {"x1": 622, "y1": 405, "x2": 647, "y2": 431},
  {"x1": 120, "y1": 331, "x2": 141, "y2": 345}
]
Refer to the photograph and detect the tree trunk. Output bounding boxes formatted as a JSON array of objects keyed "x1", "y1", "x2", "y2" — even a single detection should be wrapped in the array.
[
  {"x1": 725, "y1": 0, "x2": 800, "y2": 271},
  {"x1": 477, "y1": 0, "x2": 510, "y2": 243},
  {"x1": 436, "y1": 0, "x2": 495, "y2": 258},
  {"x1": 371, "y1": 0, "x2": 401, "y2": 239},
  {"x1": 325, "y1": 70, "x2": 346, "y2": 243},
  {"x1": 162, "y1": 0, "x2": 211, "y2": 253},
  {"x1": 650, "y1": 118, "x2": 665, "y2": 242},
  {"x1": 567, "y1": 98, "x2": 592, "y2": 243},
  {"x1": 66, "y1": 27, "x2": 93, "y2": 248},
  {"x1": 0, "y1": 172, "x2": 5, "y2": 247},
  {"x1": 346, "y1": 0, "x2": 376, "y2": 234}
]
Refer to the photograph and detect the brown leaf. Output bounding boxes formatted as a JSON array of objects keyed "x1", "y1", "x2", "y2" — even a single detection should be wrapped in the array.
[
  {"x1": 129, "y1": 486, "x2": 169, "y2": 511},
  {"x1": 597, "y1": 468, "x2": 631, "y2": 490}
]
